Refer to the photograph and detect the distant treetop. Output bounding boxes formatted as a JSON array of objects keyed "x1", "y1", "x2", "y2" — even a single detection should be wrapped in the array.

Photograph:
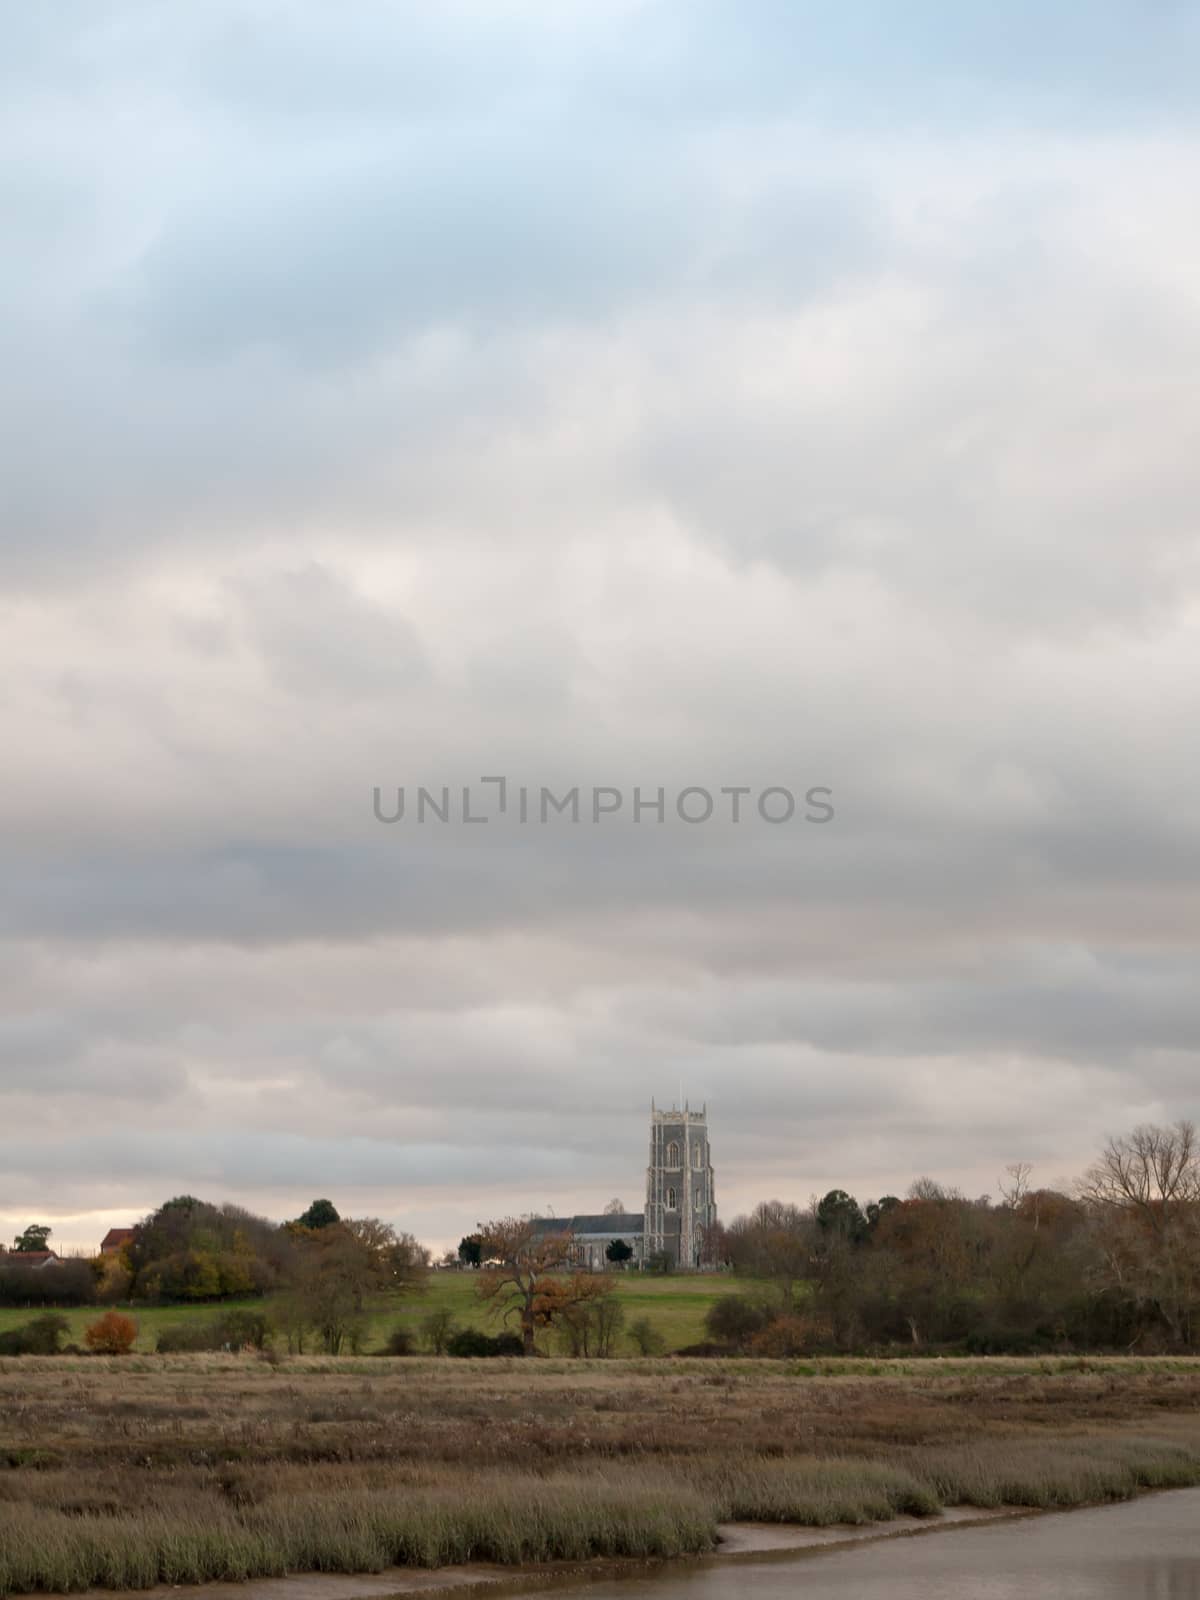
[
  {"x1": 296, "y1": 1198, "x2": 341, "y2": 1230},
  {"x1": 12, "y1": 1224, "x2": 52, "y2": 1253}
]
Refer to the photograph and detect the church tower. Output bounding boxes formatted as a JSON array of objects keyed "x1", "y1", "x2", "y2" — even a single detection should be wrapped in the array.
[{"x1": 645, "y1": 1100, "x2": 717, "y2": 1268}]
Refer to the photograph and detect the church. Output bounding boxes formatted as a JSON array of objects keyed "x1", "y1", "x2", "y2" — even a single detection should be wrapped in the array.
[{"x1": 532, "y1": 1102, "x2": 718, "y2": 1270}]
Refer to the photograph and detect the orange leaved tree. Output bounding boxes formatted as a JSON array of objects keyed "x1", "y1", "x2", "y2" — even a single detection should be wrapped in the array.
[
  {"x1": 84, "y1": 1310, "x2": 138, "y2": 1354},
  {"x1": 477, "y1": 1217, "x2": 607, "y2": 1356}
]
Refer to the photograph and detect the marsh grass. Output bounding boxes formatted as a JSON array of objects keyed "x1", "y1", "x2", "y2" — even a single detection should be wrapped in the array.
[
  {"x1": 910, "y1": 1436, "x2": 1200, "y2": 1510},
  {"x1": 4, "y1": 1359, "x2": 1200, "y2": 1593},
  {"x1": 0, "y1": 1476, "x2": 716, "y2": 1593},
  {"x1": 6, "y1": 1442, "x2": 1199, "y2": 1594},
  {"x1": 682, "y1": 1456, "x2": 941, "y2": 1523}
]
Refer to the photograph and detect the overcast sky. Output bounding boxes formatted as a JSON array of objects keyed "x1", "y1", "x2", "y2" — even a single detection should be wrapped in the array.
[{"x1": 3, "y1": 3, "x2": 1199, "y2": 1256}]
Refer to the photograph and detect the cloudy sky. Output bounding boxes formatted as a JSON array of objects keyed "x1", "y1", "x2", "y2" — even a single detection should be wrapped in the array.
[{"x1": 3, "y1": 3, "x2": 1199, "y2": 1256}]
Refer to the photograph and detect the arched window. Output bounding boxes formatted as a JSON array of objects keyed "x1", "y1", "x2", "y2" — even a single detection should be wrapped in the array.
[
  {"x1": 666, "y1": 1187, "x2": 677, "y2": 1210},
  {"x1": 692, "y1": 1143, "x2": 703, "y2": 1168},
  {"x1": 666, "y1": 1141, "x2": 680, "y2": 1167}
]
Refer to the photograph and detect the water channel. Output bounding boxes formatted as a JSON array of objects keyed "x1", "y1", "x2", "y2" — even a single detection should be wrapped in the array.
[{"x1": 553, "y1": 1488, "x2": 1200, "y2": 1600}]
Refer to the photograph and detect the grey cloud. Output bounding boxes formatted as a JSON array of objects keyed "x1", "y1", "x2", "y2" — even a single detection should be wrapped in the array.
[
  {"x1": 232, "y1": 564, "x2": 426, "y2": 698},
  {"x1": 3, "y1": 3, "x2": 1200, "y2": 1251}
]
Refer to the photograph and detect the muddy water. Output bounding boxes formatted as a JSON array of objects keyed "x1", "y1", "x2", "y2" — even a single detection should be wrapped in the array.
[{"x1": 558, "y1": 1488, "x2": 1200, "y2": 1599}]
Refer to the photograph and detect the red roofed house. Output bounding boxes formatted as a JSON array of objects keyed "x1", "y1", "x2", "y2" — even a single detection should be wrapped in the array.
[
  {"x1": 100, "y1": 1228, "x2": 136, "y2": 1256},
  {"x1": 0, "y1": 1250, "x2": 62, "y2": 1270}
]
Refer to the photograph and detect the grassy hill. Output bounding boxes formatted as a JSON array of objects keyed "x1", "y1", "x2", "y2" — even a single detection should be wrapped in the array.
[{"x1": 0, "y1": 1269, "x2": 749, "y2": 1354}]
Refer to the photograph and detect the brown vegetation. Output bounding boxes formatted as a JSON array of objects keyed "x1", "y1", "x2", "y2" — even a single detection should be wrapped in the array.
[
  {"x1": 2, "y1": 1355, "x2": 1199, "y2": 1592},
  {"x1": 82, "y1": 1311, "x2": 137, "y2": 1355},
  {"x1": 714, "y1": 1121, "x2": 1200, "y2": 1355}
]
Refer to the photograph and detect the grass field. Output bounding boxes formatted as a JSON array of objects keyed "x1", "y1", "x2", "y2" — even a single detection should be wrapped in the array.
[
  {"x1": 0, "y1": 1270, "x2": 751, "y2": 1354},
  {"x1": 2, "y1": 1355, "x2": 1200, "y2": 1592}
]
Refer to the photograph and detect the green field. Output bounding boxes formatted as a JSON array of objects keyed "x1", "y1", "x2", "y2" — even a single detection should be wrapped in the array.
[{"x1": 0, "y1": 1270, "x2": 750, "y2": 1354}]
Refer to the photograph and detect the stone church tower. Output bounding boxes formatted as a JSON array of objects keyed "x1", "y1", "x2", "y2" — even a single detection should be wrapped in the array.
[{"x1": 644, "y1": 1101, "x2": 717, "y2": 1268}]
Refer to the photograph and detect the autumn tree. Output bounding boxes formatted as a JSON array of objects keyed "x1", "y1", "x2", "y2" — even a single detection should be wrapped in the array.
[
  {"x1": 127, "y1": 1197, "x2": 286, "y2": 1301},
  {"x1": 85, "y1": 1310, "x2": 137, "y2": 1354},
  {"x1": 476, "y1": 1217, "x2": 604, "y2": 1355},
  {"x1": 342, "y1": 1217, "x2": 429, "y2": 1297}
]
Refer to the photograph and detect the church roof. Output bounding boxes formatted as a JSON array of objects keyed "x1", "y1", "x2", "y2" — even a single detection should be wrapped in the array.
[{"x1": 531, "y1": 1213, "x2": 644, "y2": 1236}]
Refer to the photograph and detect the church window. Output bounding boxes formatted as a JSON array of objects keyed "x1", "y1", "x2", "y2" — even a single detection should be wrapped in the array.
[
  {"x1": 666, "y1": 1141, "x2": 680, "y2": 1167},
  {"x1": 693, "y1": 1143, "x2": 702, "y2": 1168},
  {"x1": 666, "y1": 1187, "x2": 677, "y2": 1210}
]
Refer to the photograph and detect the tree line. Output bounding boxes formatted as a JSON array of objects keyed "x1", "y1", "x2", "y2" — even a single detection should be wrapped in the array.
[
  {"x1": 1, "y1": 1195, "x2": 428, "y2": 1355},
  {"x1": 704, "y1": 1121, "x2": 1200, "y2": 1354}
]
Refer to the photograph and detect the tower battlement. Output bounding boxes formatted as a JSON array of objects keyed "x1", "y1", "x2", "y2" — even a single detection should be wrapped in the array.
[{"x1": 650, "y1": 1101, "x2": 708, "y2": 1125}]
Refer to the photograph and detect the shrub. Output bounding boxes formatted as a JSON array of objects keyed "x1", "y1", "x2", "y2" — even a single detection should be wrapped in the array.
[
  {"x1": 0, "y1": 1313, "x2": 71, "y2": 1356},
  {"x1": 750, "y1": 1313, "x2": 824, "y2": 1358},
  {"x1": 384, "y1": 1326, "x2": 415, "y2": 1356},
  {"x1": 156, "y1": 1323, "x2": 213, "y2": 1353},
  {"x1": 446, "y1": 1328, "x2": 524, "y2": 1357},
  {"x1": 446, "y1": 1328, "x2": 496, "y2": 1357},
  {"x1": 156, "y1": 1309, "x2": 272, "y2": 1354},
  {"x1": 421, "y1": 1306, "x2": 457, "y2": 1355},
  {"x1": 216, "y1": 1309, "x2": 271, "y2": 1349},
  {"x1": 84, "y1": 1310, "x2": 137, "y2": 1355},
  {"x1": 627, "y1": 1316, "x2": 666, "y2": 1356},
  {"x1": 704, "y1": 1294, "x2": 771, "y2": 1349}
]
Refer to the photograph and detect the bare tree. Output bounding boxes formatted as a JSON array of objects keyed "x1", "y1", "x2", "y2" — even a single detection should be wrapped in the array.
[
  {"x1": 603, "y1": 1198, "x2": 627, "y2": 1215},
  {"x1": 1078, "y1": 1121, "x2": 1200, "y2": 1348},
  {"x1": 724, "y1": 1200, "x2": 812, "y2": 1307},
  {"x1": 999, "y1": 1163, "x2": 1033, "y2": 1209},
  {"x1": 907, "y1": 1176, "x2": 964, "y2": 1202},
  {"x1": 1079, "y1": 1122, "x2": 1200, "y2": 1218}
]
